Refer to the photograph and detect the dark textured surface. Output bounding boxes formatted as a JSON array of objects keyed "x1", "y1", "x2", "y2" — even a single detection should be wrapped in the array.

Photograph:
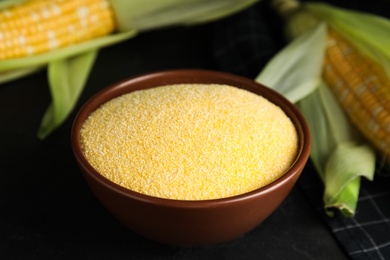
[{"x1": 0, "y1": 25, "x2": 348, "y2": 259}]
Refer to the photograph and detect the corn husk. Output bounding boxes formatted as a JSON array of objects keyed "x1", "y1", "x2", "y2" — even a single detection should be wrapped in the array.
[
  {"x1": 0, "y1": 66, "x2": 43, "y2": 84},
  {"x1": 256, "y1": 22, "x2": 326, "y2": 103},
  {"x1": 111, "y1": 0, "x2": 259, "y2": 31},
  {"x1": 0, "y1": 0, "x2": 259, "y2": 139},
  {"x1": 257, "y1": 0, "x2": 386, "y2": 216},
  {"x1": 38, "y1": 51, "x2": 98, "y2": 139}
]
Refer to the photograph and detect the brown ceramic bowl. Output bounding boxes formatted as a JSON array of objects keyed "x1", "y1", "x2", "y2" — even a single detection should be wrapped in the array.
[{"x1": 71, "y1": 69, "x2": 311, "y2": 247}]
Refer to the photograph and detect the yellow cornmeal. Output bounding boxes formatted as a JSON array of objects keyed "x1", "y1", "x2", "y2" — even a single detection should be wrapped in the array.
[{"x1": 80, "y1": 84, "x2": 298, "y2": 200}]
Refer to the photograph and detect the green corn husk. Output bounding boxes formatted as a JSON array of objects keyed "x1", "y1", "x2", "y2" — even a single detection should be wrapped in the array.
[
  {"x1": 0, "y1": 0, "x2": 24, "y2": 9},
  {"x1": 111, "y1": 0, "x2": 260, "y2": 31},
  {"x1": 0, "y1": 0, "x2": 259, "y2": 139},
  {"x1": 257, "y1": 0, "x2": 386, "y2": 216},
  {"x1": 38, "y1": 51, "x2": 98, "y2": 139},
  {"x1": 305, "y1": 2, "x2": 390, "y2": 79},
  {"x1": 0, "y1": 66, "x2": 43, "y2": 84},
  {"x1": 256, "y1": 22, "x2": 326, "y2": 104},
  {"x1": 0, "y1": 30, "x2": 138, "y2": 72}
]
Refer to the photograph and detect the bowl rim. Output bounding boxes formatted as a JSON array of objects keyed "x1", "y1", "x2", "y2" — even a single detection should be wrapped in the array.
[{"x1": 71, "y1": 69, "x2": 311, "y2": 209}]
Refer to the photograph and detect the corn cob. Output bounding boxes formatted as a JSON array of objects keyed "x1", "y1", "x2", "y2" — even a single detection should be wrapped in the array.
[
  {"x1": 0, "y1": 0, "x2": 116, "y2": 60},
  {"x1": 273, "y1": 0, "x2": 390, "y2": 161},
  {"x1": 323, "y1": 28, "x2": 390, "y2": 161}
]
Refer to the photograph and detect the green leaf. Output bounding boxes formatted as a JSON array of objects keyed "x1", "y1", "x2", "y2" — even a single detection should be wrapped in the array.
[
  {"x1": 0, "y1": 0, "x2": 24, "y2": 9},
  {"x1": 37, "y1": 51, "x2": 97, "y2": 139},
  {"x1": 325, "y1": 177, "x2": 360, "y2": 217},
  {"x1": 256, "y1": 23, "x2": 327, "y2": 103},
  {"x1": 298, "y1": 87, "x2": 332, "y2": 180},
  {"x1": 306, "y1": 2, "x2": 390, "y2": 75},
  {"x1": 0, "y1": 66, "x2": 42, "y2": 84},
  {"x1": 297, "y1": 83, "x2": 376, "y2": 215},
  {"x1": 111, "y1": 0, "x2": 260, "y2": 31},
  {"x1": 324, "y1": 142, "x2": 375, "y2": 216},
  {"x1": 317, "y1": 80, "x2": 363, "y2": 144},
  {"x1": 0, "y1": 30, "x2": 137, "y2": 72}
]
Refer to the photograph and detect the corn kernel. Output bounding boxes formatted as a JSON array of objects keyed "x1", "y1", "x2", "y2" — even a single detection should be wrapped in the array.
[
  {"x1": 323, "y1": 29, "x2": 390, "y2": 159},
  {"x1": 0, "y1": 0, "x2": 115, "y2": 59}
]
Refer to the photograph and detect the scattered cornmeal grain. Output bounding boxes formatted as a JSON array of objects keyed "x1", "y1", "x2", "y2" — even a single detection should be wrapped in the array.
[{"x1": 80, "y1": 84, "x2": 298, "y2": 200}]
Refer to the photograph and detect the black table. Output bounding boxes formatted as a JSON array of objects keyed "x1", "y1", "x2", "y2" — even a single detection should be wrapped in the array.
[{"x1": 0, "y1": 25, "x2": 349, "y2": 260}]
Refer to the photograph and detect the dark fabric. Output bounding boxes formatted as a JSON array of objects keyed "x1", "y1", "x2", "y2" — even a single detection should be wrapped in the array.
[
  {"x1": 211, "y1": 1, "x2": 285, "y2": 79},
  {"x1": 211, "y1": 1, "x2": 390, "y2": 259},
  {"x1": 299, "y1": 163, "x2": 390, "y2": 260}
]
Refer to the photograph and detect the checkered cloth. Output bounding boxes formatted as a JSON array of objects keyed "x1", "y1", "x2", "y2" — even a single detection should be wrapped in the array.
[
  {"x1": 299, "y1": 163, "x2": 390, "y2": 260},
  {"x1": 210, "y1": 1, "x2": 390, "y2": 259}
]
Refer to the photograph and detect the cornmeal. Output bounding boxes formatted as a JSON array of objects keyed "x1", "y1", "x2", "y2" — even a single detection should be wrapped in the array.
[{"x1": 80, "y1": 84, "x2": 298, "y2": 200}]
